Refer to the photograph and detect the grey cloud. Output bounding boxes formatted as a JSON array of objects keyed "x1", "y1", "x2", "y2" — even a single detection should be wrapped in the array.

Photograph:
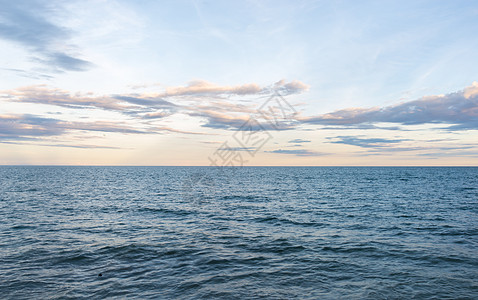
[
  {"x1": 158, "y1": 79, "x2": 308, "y2": 97},
  {"x1": 153, "y1": 126, "x2": 209, "y2": 135},
  {"x1": 0, "y1": 112, "x2": 211, "y2": 148},
  {"x1": 114, "y1": 95, "x2": 176, "y2": 108},
  {"x1": 288, "y1": 138, "x2": 311, "y2": 143},
  {"x1": 2, "y1": 68, "x2": 54, "y2": 80},
  {"x1": 2, "y1": 80, "x2": 307, "y2": 128},
  {"x1": 62, "y1": 121, "x2": 150, "y2": 134},
  {"x1": 0, "y1": 1, "x2": 92, "y2": 72},
  {"x1": 335, "y1": 137, "x2": 477, "y2": 155},
  {"x1": 161, "y1": 80, "x2": 263, "y2": 97},
  {"x1": 3, "y1": 85, "x2": 128, "y2": 111},
  {"x1": 417, "y1": 150, "x2": 478, "y2": 158},
  {"x1": 222, "y1": 147, "x2": 257, "y2": 152},
  {"x1": 192, "y1": 111, "x2": 295, "y2": 131},
  {"x1": 0, "y1": 114, "x2": 151, "y2": 142},
  {"x1": 0, "y1": 114, "x2": 64, "y2": 139},
  {"x1": 273, "y1": 80, "x2": 310, "y2": 95},
  {"x1": 0, "y1": 141, "x2": 124, "y2": 149},
  {"x1": 35, "y1": 52, "x2": 92, "y2": 72},
  {"x1": 300, "y1": 83, "x2": 478, "y2": 130},
  {"x1": 328, "y1": 136, "x2": 409, "y2": 148},
  {"x1": 266, "y1": 149, "x2": 327, "y2": 157},
  {"x1": 320, "y1": 124, "x2": 405, "y2": 131},
  {"x1": 142, "y1": 111, "x2": 171, "y2": 119},
  {"x1": 40, "y1": 143, "x2": 123, "y2": 149}
]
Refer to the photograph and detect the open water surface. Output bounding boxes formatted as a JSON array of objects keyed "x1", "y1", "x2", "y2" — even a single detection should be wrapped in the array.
[{"x1": 0, "y1": 166, "x2": 477, "y2": 299}]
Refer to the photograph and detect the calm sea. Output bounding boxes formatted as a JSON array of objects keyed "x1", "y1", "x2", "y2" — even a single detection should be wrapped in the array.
[{"x1": 0, "y1": 166, "x2": 477, "y2": 299}]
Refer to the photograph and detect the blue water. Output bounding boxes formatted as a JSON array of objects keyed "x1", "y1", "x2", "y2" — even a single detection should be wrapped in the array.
[{"x1": 0, "y1": 166, "x2": 477, "y2": 299}]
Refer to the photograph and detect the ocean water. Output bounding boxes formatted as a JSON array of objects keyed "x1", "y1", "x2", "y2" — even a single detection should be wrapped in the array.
[{"x1": 0, "y1": 166, "x2": 477, "y2": 299}]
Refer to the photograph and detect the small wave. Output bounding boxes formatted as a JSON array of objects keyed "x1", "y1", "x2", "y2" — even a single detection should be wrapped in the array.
[
  {"x1": 246, "y1": 239, "x2": 308, "y2": 254},
  {"x1": 220, "y1": 195, "x2": 263, "y2": 201},
  {"x1": 139, "y1": 207, "x2": 193, "y2": 216},
  {"x1": 322, "y1": 245, "x2": 380, "y2": 254},
  {"x1": 254, "y1": 216, "x2": 324, "y2": 227},
  {"x1": 96, "y1": 244, "x2": 202, "y2": 263},
  {"x1": 54, "y1": 253, "x2": 93, "y2": 265},
  {"x1": 11, "y1": 224, "x2": 37, "y2": 230},
  {"x1": 438, "y1": 228, "x2": 478, "y2": 236}
]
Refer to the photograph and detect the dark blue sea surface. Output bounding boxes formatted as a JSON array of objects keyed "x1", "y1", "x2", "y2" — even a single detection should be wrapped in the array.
[{"x1": 0, "y1": 166, "x2": 477, "y2": 299}]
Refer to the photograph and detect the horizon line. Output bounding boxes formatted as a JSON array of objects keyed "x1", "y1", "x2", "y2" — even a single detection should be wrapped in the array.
[{"x1": 0, "y1": 165, "x2": 477, "y2": 167}]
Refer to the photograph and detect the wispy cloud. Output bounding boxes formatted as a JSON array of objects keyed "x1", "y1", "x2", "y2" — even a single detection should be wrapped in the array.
[
  {"x1": 2, "y1": 68, "x2": 54, "y2": 80},
  {"x1": 152, "y1": 126, "x2": 210, "y2": 135},
  {"x1": 300, "y1": 82, "x2": 478, "y2": 130},
  {"x1": 329, "y1": 135, "x2": 478, "y2": 157},
  {"x1": 113, "y1": 95, "x2": 177, "y2": 108},
  {"x1": 142, "y1": 111, "x2": 172, "y2": 119},
  {"x1": 0, "y1": 80, "x2": 308, "y2": 142},
  {"x1": 159, "y1": 80, "x2": 263, "y2": 97},
  {"x1": 328, "y1": 136, "x2": 409, "y2": 148},
  {"x1": 0, "y1": 112, "x2": 210, "y2": 146},
  {"x1": 0, "y1": 114, "x2": 151, "y2": 141},
  {"x1": 288, "y1": 138, "x2": 311, "y2": 143},
  {"x1": 2, "y1": 85, "x2": 130, "y2": 111},
  {"x1": 4, "y1": 80, "x2": 476, "y2": 155},
  {"x1": 0, "y1": 1, "x2": 92, "y2": 73},
  {"x1": 266, "y1": 149, "x2": 327, "y2": 157},
  {"x1": 0, "y1": 114, "x2": 64, "y2": 140},
  {"x1": 144, "y1": 79, "x2": 309, "y2": 98},
  {"x1": 0, "y1": 141, "x2": 124, "y2": 150},
  {"x1": 273, "y1": 80, "x2": 310, "y2": 95},
  {"x1": 417, "y1": 150, "x2": 478, "y2": 158},
  {"x1": 1, "y1": 80, "x2": 306, "y2": 120}
]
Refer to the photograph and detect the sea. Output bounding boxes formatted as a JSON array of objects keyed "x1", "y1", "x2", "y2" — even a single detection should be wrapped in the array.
[{"x1": 0, "y1": 166, "x2": 477, "y2": 299}]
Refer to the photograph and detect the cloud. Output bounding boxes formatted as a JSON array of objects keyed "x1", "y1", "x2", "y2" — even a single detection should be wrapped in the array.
[
  {"x1": 142, "y1": 111, "x2": 171, "y2": 119},
  {"x1": 0, "y1": 79, "x2": 307, "y2": 136},
  {"x1": 160, "y1": 80, "x2": 263, "y2": 97},
  {"x1": 0, "y1": 114, "x2": 152, "y2": 142},
  {"x1": 0, "y1": 1, "x2": 92, "y2": 72},
  {"x1": 417, "y1": 150, "x2": 478, "y2": 158},
  {"x1": 0, "y1": 114, "x2": 64, "y2": 140},
  {"x1": 2, "y1": 68, "x2": 54, "y2": 80},
  {"x1": 2, "y1": 85, "x2": 130, "y2": 111},
  {"x1": 113, "y1": 95, "x2": 176, "y2": 108},
  {"x1": 328, "y1": 136, "x2": 409, "y2": 148},
  {"x1": 152, "y1": 126, "x2": 209, "y2": 135},
  {"x1": 266, "y1": 149, "x2": 327, "y2": 156},
  {"x1": 328, "y1": 136, "x2": 478, "y2": 156},
  {"x1": 273, "y1": 79, "x2": 310, "y2": 95},
  {"x1": 190, "y1": 110, "x2": 296, "y2": 131},
  {"x1": 288, "y1": 138, "x2": 311, "y2": 143},
  {"x1": 0, "y1": 113, "x2": 210, "y2": 145},
  {"x1": 221, "y1": 147, "x2": 257, "y2": 152},
  {"x1": 201, "y1": 141, "x2": 222, "y2": 145},
  {"x1": 300, "y1": 82, "x2": 478, "y2": 130},
  {"x1": 34, "y1": 52, "x2": 92, "y2": 72},
  {"x1": 464, "y1": 82, "x2": 478, "y2": 99},
  {"x1": 319, "y1": 124, "x2": 404, "y2": 131},
  {"x1": 152, "y1": 79, "x2": 309, "y2": 98},
  {"x1": 2, "y1": 80, "x2": 305, "y2": 122},
  {"x1": 359, "y1": 145, "x2": 478, "y2": 156},
  {"x1": 61, "y1": 121, "x2": 150, "y2": 134},
  {"x1": 0, "y1": 141, "x2": 124, "y2": 150},
  {"x1": 189, "y1": 110, "x2": 251, "y2": 130},
  {"x1": 1, "y1": 79, "x2": 305, "y2": 134}
]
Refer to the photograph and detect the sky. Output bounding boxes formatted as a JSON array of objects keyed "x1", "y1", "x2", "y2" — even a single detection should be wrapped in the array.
[{"x1": 0, "y1": 0, "x2": 477, "y2": 166}]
